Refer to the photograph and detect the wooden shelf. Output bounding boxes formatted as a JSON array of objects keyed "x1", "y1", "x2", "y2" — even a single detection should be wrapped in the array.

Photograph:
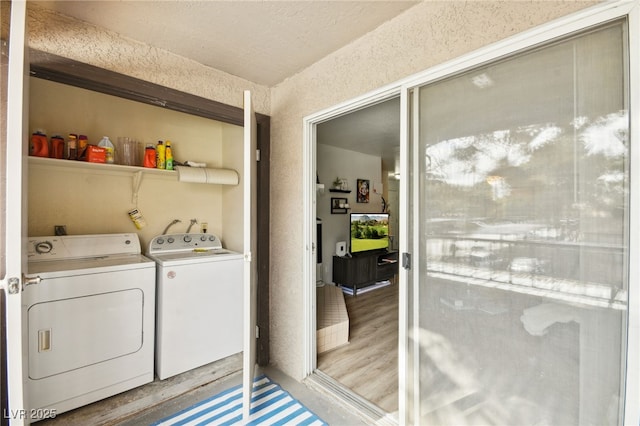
[{"x1": 329, "y1": 188, "x2": 351, "y2": 193}]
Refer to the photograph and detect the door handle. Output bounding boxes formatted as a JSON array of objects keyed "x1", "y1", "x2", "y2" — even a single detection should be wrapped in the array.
[{"x1": 22, "y1": 273, "x2": 42, "y2": 289}]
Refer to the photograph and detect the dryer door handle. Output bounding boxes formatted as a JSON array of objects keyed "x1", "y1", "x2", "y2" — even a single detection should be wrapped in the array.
[{"x1": 22, "y1": 273, "x2": 42, "y2": 290}]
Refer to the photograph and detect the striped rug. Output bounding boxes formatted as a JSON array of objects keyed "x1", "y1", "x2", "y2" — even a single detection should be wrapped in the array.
[{"x1": 152, "y1": 375, "x2": 328, "y2": 426}]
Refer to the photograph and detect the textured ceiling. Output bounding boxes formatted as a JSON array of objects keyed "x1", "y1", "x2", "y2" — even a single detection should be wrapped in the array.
[
  {"x1": 33, "y1": 0, "x2": 419, "y2": 87},
  {"x1": 32, "y1": 1, "x2": 413, "y2": 169},
  {"x1": 318, "y1": 97, "x2": 400, "y2": 172}
]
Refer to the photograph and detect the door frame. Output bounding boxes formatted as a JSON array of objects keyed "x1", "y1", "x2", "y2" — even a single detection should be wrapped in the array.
[
  {"x1": 302, "y1": 83, "x2": 406, "y2": 412},
  {"x1": 398, "y1": 1, "x2": 639, "y2": 423},
  {"x1": 302, "y1": 1, "x2": 639, "y2": 424}
]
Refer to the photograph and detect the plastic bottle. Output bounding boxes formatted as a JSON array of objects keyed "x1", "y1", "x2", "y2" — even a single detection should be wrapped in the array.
[
  {"x1": 98, "y1": 136, "x2": 115, "y2": 164},
  {"x1": 144, "y1": 145, "x2": 156, "y2": 168},
  {"x1": 165, "y1": 141, "x2": 173, "y2": 170},
  {"x1": 156, "y1": 140, "x2": 165, "y2": 169},
  {"x1": 78, "y1": 135, "x2": 89, "y2": 160},
  {"x1": 30, "y1": 130, "x2": 49, "y2": 158},
  {"x1": 67, "y1": 134, "x2": 78, "y2": 160},
  {"x1": 50, "y1": 135, "x2": 65, "y2": 159}
]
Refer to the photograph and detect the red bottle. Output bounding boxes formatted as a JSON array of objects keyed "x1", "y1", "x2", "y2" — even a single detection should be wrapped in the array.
[
  {"x1": 50, "y1": 135, "x2": 65, "y2": 159},
  {"x1": 143, "y1": 145, "x2": 156, "y2": 168},
  {"x1": 30, "y1": 131, "x2": 49, "y2": 157}
]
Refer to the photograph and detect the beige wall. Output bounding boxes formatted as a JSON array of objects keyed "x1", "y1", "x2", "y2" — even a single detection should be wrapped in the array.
[
  {"x1": 28, "y1": 77, "x2": 243, "y2": 250},
  {"x1": 317, "y1": 144, "x2": 383, "y2": 283},
  {"x1": 25, "y1": 1, "x2": 597, "y2": 380}
]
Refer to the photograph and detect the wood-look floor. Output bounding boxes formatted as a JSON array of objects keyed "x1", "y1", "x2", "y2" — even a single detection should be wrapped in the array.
[{"x1": 317, "y1": 282, "x2": 398, "y2": 414}]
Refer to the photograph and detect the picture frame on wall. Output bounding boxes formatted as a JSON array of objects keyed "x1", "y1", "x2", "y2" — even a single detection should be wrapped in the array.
[
  {"x1": 357, "y1": 179, "x2": 370, "y2": 203},
  {"x1": 331, "y1": 197, "x2": 348, "y2": 214}
]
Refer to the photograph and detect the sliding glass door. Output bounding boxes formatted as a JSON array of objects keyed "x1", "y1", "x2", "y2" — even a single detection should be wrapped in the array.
[{"x1": 407, "y1": 18, "x2": 631, "y2": 425}]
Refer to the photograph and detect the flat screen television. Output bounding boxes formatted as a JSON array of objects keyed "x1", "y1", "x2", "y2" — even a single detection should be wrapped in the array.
[{"x1": 350, "y1": 213, "x2": 390, "y2": 254}]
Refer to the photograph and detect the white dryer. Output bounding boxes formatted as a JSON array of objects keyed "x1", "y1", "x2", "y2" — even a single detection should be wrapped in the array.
[
  {"x1": 147, "y1": 233, "x2": 243, "y2": 380},
  {"x1": 25, "y1": 233, "x2": 155, "y2": 418}
]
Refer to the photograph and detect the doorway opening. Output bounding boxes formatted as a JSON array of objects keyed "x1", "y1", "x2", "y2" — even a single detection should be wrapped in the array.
[{"x1": 310, "y1": 94, "x2": 401, "y2": 416}]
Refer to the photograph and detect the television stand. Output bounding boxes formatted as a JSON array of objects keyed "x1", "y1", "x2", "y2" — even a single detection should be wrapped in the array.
[{"x1": 333, "y1": 250, "x2": 398, "y2": 296}]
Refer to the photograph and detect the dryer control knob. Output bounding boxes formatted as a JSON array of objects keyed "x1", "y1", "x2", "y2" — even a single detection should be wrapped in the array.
[
  {"x1": 156, "y1": 238, "x2": 165, "y2": 245},
  {"x1": 35, "y1": 241, "x2": 53, "y2": 254},
  {"x1": 200, "y1": 235, "x2": 207, "y2": 241},
  {"x1": 209, "y1": 236, "x2": 216, "y2": 242},
  {"x1": 167, "y1": 237, "x2": 175, "y2": 243},
  {"x1": 183, "y1": 235, "x2": 192, "y2": 243}
]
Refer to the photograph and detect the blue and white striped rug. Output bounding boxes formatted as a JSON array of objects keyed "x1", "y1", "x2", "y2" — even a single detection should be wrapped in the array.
[{"x1": 152, "y1": 375, "x2": 327, "y2": 426}]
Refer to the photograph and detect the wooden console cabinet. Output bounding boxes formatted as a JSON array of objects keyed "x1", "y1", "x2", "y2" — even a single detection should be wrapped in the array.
[{"x1": 333, "y1": 250, "x2": 398, "y2": 296}]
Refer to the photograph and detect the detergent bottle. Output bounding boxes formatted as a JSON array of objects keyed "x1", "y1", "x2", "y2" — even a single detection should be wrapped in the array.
[
  {"x1": 98, "y1": 136, "x2": 115, "y2": 164},
  {"x1": 165, "y1": 141, "x2": 174, "y2": 170},
  {"x1": 30, "y1": 130, "x2": 49, "y2": 158},
  {"x1": 50, "y1": 135, "x2": 65, "y2": 159},
  {"x1": 156, "y1": 141, "x2": 165, "y2": 169}
]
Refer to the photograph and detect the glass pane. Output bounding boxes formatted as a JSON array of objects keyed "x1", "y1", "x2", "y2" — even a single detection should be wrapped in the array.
[{"x1": 416, "y1": 21, "x2": 628, "y2": 425}]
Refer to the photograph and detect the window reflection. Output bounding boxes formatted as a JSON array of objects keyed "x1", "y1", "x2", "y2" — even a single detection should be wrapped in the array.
[
  {"x1": 424, "y1": 111, "x2": 628, "y2": 307},
  {"x1": 416, "y1": 21, "x2": 628, "y2": 426}
]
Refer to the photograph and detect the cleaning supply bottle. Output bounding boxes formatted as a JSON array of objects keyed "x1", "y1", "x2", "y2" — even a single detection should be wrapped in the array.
[
  {"x1": 77, "y1": 135, "x2": 89, "y2": 160},
  {"x1": 144, "y1": 144, "x2": 156, "y2": 168},
  {"x1": 165, "y1": 141, "x2": 173, "y2": 170},
  {"x1": 67, "y1": 134, "x2": 78, "y2": 160},
  {"x1": 98, "y1": 136, "x2": 115, "y2": 164},
  {"x1": 30, "y1": 130, "x2": 49, "y2": 158},
  {"x1": 156, "y1": 140, "x2": 165, "y2": 169},
  {"x1": 50, "y1": 135, "x2": 65, "y2": 159}
]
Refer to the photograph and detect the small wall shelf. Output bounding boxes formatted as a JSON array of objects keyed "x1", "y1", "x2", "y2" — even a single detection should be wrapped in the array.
[
  {"x1": 329, "y1": 189, "x2": 352, "y2": 193},
  {"x1": 28, "y1": 156, "x2": 175, "y2": 178}
]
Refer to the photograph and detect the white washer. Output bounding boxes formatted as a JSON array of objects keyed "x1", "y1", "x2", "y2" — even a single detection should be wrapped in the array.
[
  {"x1": 147, "y1": 233, "x2": 243, "y2": 380},
  {"x1": 25, "y1": 233, "x2": 155, "y2": 417}
]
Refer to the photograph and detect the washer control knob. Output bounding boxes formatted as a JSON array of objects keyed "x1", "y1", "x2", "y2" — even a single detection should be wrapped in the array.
[
  {"x1": 167, "y1": 237, "x2": 175, "y2": 243},
  {"x1": 200, "y1": 235, "x2": 207, "y2": 241},
  {"x1": 156, "y1": 238, "x2": 164, "y2": 245},
  {"x1": 183, "y1": 235, "x2": 192, "y2": 243},
  {"x1": 209, "y1": 236, "x2": 216, "y2": 242}
]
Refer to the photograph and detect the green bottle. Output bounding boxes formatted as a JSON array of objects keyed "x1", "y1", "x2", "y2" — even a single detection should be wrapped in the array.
[{"x1": 165, "y1": 141, "x2": 174, "y2": 170}]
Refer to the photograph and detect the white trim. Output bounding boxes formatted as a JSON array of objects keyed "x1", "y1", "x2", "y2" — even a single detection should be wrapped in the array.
[
  {"x1": 4, "y1": 1, "x2": 28, "y2": 423},
  {"x1": 401, "y1": 0, "x2": 637, "y2": 91},
  {"x1": 302, "y1": 86, "x2": 401, "y2": 378},
  {"x1": 397, "y1": 87, "x2": 409, "y2": 426},
  {"x1": 624, "y1": 2, "x2": 640, "y2": 424},
  {"x1": 302, "y1": 116, "x2": 317, "y2": 376},
  {"x1": 302, "y1": 1, "x2": 638, "y2": 423}
]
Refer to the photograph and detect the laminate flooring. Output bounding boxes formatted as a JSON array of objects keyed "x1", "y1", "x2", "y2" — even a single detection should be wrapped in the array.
[{"x1": 317, "y1": 282, "x2": 399, "y2": 414}]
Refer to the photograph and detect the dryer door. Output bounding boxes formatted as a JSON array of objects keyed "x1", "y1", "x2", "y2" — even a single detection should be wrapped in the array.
[{"x1": 28, "y1": 288, "x2": 144, "y2": 379}]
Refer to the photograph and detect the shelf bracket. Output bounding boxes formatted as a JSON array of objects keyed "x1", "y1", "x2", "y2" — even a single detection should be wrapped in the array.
[{"x1": 132, "y1": 170, "x2": 143, "y2": 204}]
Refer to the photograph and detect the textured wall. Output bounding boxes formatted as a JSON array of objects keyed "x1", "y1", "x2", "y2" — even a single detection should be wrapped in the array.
[
  {"x1": 24, "y1": 0, "x2": 598, "y2": 382},
  {"x1": 268, "y1": 1, "x2": 595, "y2": 379},
  {"x1": 26, "y1": 3, "x2": 270, "y2": 115}
]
